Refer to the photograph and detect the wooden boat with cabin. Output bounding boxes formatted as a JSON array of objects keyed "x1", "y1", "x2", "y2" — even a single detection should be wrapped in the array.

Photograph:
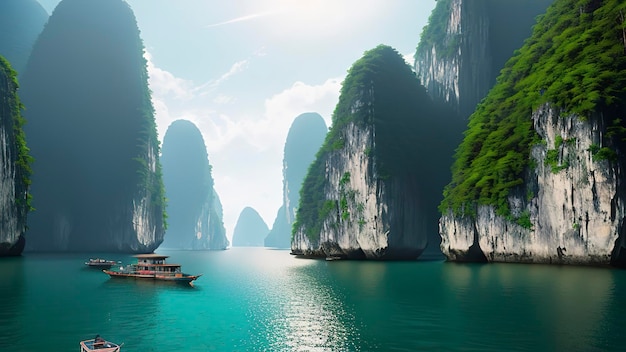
[{"x1": 103, "y1": 254, "x2": 201, "y2": 285}]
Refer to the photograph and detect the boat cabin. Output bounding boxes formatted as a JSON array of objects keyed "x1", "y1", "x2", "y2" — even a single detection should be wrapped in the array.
[{"x1": 132, "y1": 254, "x2": 183, "y2": 274}]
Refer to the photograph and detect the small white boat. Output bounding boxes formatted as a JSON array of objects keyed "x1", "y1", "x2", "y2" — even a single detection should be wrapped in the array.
[
  {"x1": 85, "y1": 258, "x2": 118, "y2": 269},
  {"x1": 79, "y1": 335, "x2": 122, "y2": 351}
]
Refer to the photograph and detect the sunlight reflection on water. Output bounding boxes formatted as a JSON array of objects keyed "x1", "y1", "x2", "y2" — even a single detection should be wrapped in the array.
[{"x1": 240, "y1": 252, "x2": 361, "y2": 351}]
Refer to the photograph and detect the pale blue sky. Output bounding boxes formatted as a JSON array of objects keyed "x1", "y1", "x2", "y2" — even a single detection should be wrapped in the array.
[{"x1": 36, "y1": 0, "x2": 437, "y2": 240}]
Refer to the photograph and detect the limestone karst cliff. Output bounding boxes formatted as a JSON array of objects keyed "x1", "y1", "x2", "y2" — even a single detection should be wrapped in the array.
[
  {"x1": 0, "y1": 57, "x2": 32, "y2": 256},
  {"x1": 291, "y1": 45, "x2": 453, "y2": 260},
  {"x1": 439, "y1": 0, "x2": 626, "y2": 266},
  {"x1": 412, "y1": 0, "x2": 553, "y2": 256},
  {"x1": 21, "y1": 0, "x2": 165, "y2": 252},
  {"x1": 265, "y1": 112, "x2": 327, "y2": 248},
  {"x1": 160, "y1": 119, "x2": 229, "y2": 250},
  {"x1": 232, "y1": 207, "x2": 269, "y2": 247},
  {"x1": 0, "y1": 0, "x2": 48, "y2": 74},
  {"x1": 414, "y1": 0, "x2": 553, "y2": 119}
]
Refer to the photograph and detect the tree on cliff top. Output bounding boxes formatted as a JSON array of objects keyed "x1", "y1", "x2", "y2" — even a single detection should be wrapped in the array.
[{"x1": 441, "y1": 0, "x2": 626, "y2": 218}]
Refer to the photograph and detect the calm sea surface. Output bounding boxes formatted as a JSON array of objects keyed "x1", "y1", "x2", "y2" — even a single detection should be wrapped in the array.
[{"x1": 0, "y1": 247, "x2": 625, "y2": 351}]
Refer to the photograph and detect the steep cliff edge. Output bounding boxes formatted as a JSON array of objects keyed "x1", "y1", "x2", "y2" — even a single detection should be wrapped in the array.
[
  {"x1": 21, "y1": 0, "x2": 165, "y2": 252},
  {"x1": 414, "y1": 0, "x2": 552, "y2": 119},
  {"x1": 160, "y1": 119, "x2": 228, "y2": 250},
  {"x1": 440, "y1": 0, "x2": 626, "y2": 266},
  {"x1": 292, "y1": 45, "x2": 451, "y2": 260},
  {"x1": 265, "y1": 112, "x2": 327, "y2": 248},
  {"x1": 0, "y1": 57, "x2": 31, "y2": 256},
  {"x1": 0, "y1": 0, "x2": 48, "y2": 74}
]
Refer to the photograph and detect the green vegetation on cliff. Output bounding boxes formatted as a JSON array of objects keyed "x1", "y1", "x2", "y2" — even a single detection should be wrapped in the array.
[
  {"x1": 293, "y1": 45, "x2": 445, "y2": 241},
  {"x1": 416, "y1": 0, "x2": 457, "y2": 59},
  {"x1": 0, "y1": 56, "x2": 32, "y2": 210},
  {"x1": 440, "y1": 0, "x2": 626, "y2": 217}
]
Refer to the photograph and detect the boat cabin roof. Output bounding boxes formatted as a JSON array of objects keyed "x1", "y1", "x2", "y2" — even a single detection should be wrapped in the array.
[
  {"x1": 134, "y1": 254, "x2": 169, "y2": 260},
  {"x1": 133, "y1": 263, "x2": 181, "y2": 268}
]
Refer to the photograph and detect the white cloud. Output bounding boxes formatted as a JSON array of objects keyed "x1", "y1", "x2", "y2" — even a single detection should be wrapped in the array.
[
  {"x1": 217, "y1": 79, "x2": 341, "y2": 232},
  {"x1": 213, "y1": 94, "x2": 235, "y2": 105},
  {"x1": 196, "y1": 59, "x2": 250, "y2": 96},
  {"x1": 205, "y1": 10, "x2": 281, "y2": 28},
  {"x1": 264, "y1": 79, "x2": 342, "y2": 133},
  {"x1": 145, "y1": 52, "x2": 195, "y2": 100}
]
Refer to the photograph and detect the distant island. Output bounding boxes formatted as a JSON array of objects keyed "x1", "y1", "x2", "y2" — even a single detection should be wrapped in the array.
[
  {"x1": 160, "y1": 119, "x2": 229, "y2": 250},
  {"x1": 265, "y1": 112, "x2": 327, "y2": 249}
]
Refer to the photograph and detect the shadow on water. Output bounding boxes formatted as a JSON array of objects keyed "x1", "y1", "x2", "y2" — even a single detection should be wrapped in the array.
[
  {"x1": 0, "y1": 257, "x2": 25, "y2": 347},
  {"x1": 438, "y1": 262, "x2": 620, "y2": 352},
  {"x1": 317, "y1": 259, "x2": 624, "y2": 352}
]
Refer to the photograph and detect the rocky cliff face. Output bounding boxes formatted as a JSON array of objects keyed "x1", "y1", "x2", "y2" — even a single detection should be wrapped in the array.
[
  {"x1": 265, "y1": 112, "x2": 327, "y2": 248},
  {"x1": 441, "y1": 104, "x2": 626, "y2": 265},
  {"x1": 232, "y1": 207, "x2": 269, "y2": 247},
  {"x1": 0, "y1": 0, "x2": 48, "y2": 74},
  {"x1": 292, "y1": 123, "x2": 428, "y2": 259},
  {"x1": 412, "y1": 0, "x2": 552, "y2": 256},
  {"x1": 0, "y1": 57, "x2": 31, "y2": 256},
  {"x1": 292, "y1": 45, "x2": 450, "y2": 260},
  {"x1": 206, "y1": 189, "x2": 229, "y2": 250},
  {"x1": 414, "y1": 0, "x2": 552, "y2": 118},
  {"x1": 21, "y1": 0, "x2": 165, "y2": 252},
  {"x1": 439, "y1": 0, "x2": 626, "y2": 266},
  {"x1": 160, "y1": 119, "x2": 228, "y2": 250}
]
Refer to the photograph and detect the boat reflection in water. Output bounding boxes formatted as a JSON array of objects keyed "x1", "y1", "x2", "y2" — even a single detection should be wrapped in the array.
[{"x1": 103, "y1": 254, "x2": 201, "y2": 285}]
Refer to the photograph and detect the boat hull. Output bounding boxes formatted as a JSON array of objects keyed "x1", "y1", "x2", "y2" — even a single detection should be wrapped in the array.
[
  {"x1": 103, "y1": 270, "x2": 201, "y2": 284},
  {"x1": 85, "y1": 263, "x2": 115, "y2": 269},
  {"x1": 85, "y1": 259, "x2": 117, "y2": 269},
  {"x1": 80, "y1": 338, "x2": 121, "y2": 352}
]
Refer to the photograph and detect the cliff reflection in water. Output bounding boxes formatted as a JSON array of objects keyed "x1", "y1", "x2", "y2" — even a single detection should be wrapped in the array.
[
  {"x1": 441, "y1": 263, "x2": 616, "y2": 351},
  {"x1": 321, "y1": 260, "x2": 621, "y2": 352},
  {"x1": 0, "y1": 257, "x2": 25, "y2": 347}
]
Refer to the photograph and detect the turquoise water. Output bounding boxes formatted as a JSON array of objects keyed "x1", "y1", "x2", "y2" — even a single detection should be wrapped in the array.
[{"x1": 0, "y1": 247, "x2": 625, "y2": 351}]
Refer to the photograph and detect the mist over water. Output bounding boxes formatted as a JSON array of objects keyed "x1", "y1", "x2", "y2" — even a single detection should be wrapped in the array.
[{"x1": 0, "y1": 248, "x2": 624, "y2": 351}]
